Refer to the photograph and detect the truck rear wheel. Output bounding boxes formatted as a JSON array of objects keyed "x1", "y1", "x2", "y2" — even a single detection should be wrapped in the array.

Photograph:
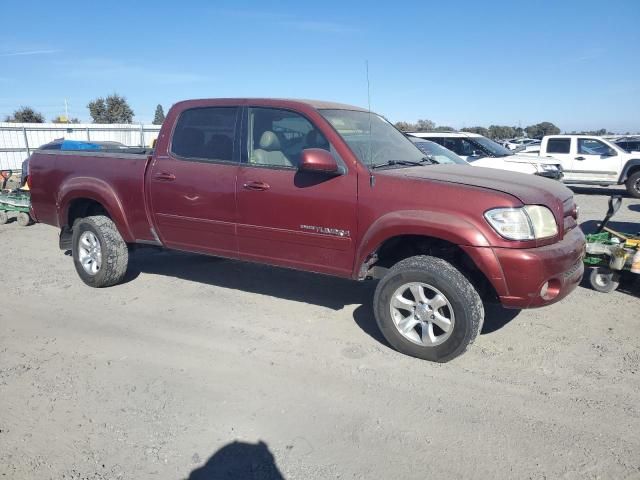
[
  {"x1": 625, "y1": 171, "x2": 640, "y2": 199},
  {"x1": 374, "y1": 255, "x2": 484, "y2": 362},
  {"x1": 72, "y1": 215, "x2": 129, "y2": 288}
]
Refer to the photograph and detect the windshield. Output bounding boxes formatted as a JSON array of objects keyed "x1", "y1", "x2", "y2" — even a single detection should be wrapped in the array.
[
  {"x1": 320, "y1": 109, "x2": 426, "y2": 167},
  {"x1": 471, "y1": 136, "x2": 513, "y2": 157},
  {"x1": 411, "y1": 140, "x2": 468, "y2": 165}
]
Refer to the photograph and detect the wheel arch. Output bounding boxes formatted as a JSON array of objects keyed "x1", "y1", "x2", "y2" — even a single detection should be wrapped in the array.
[
  {"x1": 354, "y1": 211, "x2": 505, "y2": 300},
  {"x1": 58, "y1": 178, "x2": 134, "y2": 242},
  {"x1": 619, "y1": 159, "x2": 640, "y2": 183}
]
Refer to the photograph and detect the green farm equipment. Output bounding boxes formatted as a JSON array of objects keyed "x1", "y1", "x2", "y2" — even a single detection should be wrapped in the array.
[
  {"x1": 583, "y1": 196, "x2": 640, "y2": 293},
  {"x1": 0, "y1": 170, "x2": 33, "y2": 227}
]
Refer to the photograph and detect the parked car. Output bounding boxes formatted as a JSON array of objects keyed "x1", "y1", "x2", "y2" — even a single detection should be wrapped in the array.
[
  {"x1": 28, "y1": 98, "x2": 585, "y2": 362},
  {"x1": 523, "y1": 135, "x2": 640, "y2": 197},
  {"x1": 409, "y1": 132, "x2": 562, "y2": 179},
  {"x1": 504, "y1": 138, "x2": 540, "y2": 151},
  {"x1": 614, "y1": 136, "x2": 640, "y2": 154},
  {"x1": 408, "y1": 138, "x2": 469, "y2": 165}
]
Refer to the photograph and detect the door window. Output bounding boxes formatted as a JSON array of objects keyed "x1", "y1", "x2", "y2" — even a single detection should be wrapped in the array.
[
  {"x1": 438, "y1": 138, "x2": 477, "y2": 157},
  {"x1": 578, "y1": 138, "x2": 615, "y2": 156},
  {"x1": 546, "y1": 138, "x2": 571, "y2": 154},
  {"x1": 171, "y1": 107, "x2": 238, "y2": 162},
  {"x1": 247, "y1": 107, "x2": 330, "y2": 168}
]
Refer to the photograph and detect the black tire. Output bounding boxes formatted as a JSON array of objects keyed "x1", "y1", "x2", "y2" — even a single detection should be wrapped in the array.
[
  {"x1": 589, "y1": 267, "x2": 620, "y2": 293},
  {"x1": 72, "y1": 215, "x2": 129, "y2": 288},
  {"x1": 626, "y1": 171, "x2": 640, "y2": 199},
  {"x1": 374, "y1": 255, "x2": 484, "y2": 362},
  {"x1": 0, "y1": 211, "x2": 7, "y2": 225},
  {"x1": 16, "y1": 212, "x2": 31, "y2": 227}
]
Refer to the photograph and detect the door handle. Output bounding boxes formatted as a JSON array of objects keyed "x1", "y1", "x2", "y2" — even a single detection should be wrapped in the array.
[
  {"x1": 243, "y1": 181, "x2": 270, "y2": 191},
  {"x1": 154, "y1": 172, "x2": 176, "y2": 181},
  {"x1": 575, "y1": 156, "x2": 586, "y2": 161}
]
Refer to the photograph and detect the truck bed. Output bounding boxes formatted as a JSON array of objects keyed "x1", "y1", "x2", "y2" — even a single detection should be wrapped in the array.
[{"x1": 29, "y1": 149, "x2": 155, "y2": 243}]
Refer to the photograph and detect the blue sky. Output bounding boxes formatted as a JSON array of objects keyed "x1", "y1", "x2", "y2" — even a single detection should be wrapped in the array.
[{"x1": 1, "y1": 0, "x2": 639, "y2": 132}]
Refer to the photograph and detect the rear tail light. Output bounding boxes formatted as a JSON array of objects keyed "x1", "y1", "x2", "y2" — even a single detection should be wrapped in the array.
[{"x1": 26, "y1": 158, "x2": 32, "y2": 189}]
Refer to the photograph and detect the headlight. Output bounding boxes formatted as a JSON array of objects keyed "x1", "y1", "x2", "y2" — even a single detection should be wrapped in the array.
[
  {"x1": 540, "y1": 164, "x2": 558, "y2": 171},
  {"x1": 485, "y1": 205, "x2": 558, "y2": 240}
]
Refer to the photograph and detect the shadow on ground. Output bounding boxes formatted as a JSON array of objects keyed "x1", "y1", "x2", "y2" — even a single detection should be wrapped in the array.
[
  {"x1": 188, "y1": 440, "x2": 284, "y2": 480},
  {"x1": 579, "y1": 266, "x2": 640, "y2": 298},
  {"x1": 481, "y1": 303, "x2": 521, "y2": 334},
  {"x1": 569, "y1": 185, "x2": 630, "y2": 197},
  {"x1": 129, "y1": 249, "x2": 371, "y2": 311},
  {"x1": 129, "y1": 249, "x2": 519, "y2": 346},
  {"x1": 579, "y1": 219, "x2": 640, "y2": 235}
]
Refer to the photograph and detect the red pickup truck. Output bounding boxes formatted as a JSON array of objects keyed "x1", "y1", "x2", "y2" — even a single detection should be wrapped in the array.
[{"x1": 29, "y1": 98, "x2": 585, "y2": 362}]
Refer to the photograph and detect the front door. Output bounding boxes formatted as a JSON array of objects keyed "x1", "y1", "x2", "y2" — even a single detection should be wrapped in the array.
[
  {"x1": 235, "y1": 106, "x2": 358, "y2": 277},
  {"x1": 571, "y1": 138, "x2": 622, "y2": 183},
  {"x1": 147, "y1": 106, "x2": 241, "y2": 257}
]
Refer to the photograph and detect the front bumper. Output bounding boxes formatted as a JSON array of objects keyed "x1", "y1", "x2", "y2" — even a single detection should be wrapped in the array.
[{"x1": 492, "y1": 227, "x2": 585, "y2": 308}]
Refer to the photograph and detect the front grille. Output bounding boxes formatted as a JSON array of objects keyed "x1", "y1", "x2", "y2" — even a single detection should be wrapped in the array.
[{"x1": 563, "y1": 198, "x2": 578, "y2": 233}]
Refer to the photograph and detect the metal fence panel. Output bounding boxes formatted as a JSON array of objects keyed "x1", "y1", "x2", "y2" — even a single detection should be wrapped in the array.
[{"x1": 0, "y1": 122, "x2": 162, "y2": 170}]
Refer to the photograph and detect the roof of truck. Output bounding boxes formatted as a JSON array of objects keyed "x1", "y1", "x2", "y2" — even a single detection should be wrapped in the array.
[{"x1": 175, "y1": 98, "x2": 369, "y2": 112}]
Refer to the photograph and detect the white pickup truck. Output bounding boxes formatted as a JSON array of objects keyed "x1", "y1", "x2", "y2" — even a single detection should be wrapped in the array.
[{"x1": 526, "y1": 135, "x2": 640, "y2": 198}]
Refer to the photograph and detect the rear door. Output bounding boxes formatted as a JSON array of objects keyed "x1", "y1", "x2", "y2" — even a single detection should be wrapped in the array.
[
  {"x1": 147, "y1": 106, "x2": 241, "y2": 257},
  {"x1": 571, "y1": 138, "x2": 623, "y2": 182},
  {"x1": 542, "y1": 137, "x2": 575, "y2": 178},
  {"x1": 235, "y1": 106, "x2": 358, "y2": 277}
]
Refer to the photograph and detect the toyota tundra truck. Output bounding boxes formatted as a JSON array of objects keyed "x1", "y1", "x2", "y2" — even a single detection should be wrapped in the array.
[{"x1": 28, "y1": 98, "x2": 585, "y2": 362}]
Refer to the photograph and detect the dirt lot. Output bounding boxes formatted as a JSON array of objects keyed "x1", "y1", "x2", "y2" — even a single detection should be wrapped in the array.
[{"x1": 1, "y1": 186, "x2": 639, "y2": 479}]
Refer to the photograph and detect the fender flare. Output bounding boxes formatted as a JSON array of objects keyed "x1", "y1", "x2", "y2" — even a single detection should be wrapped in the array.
[
  {"x1": 619, "y1": 159, "x2": 640, "y2": 183},
  {"x1": 353, "y1": 209, "x2": 491, "y2": 277},
  {"x1": 57, "y1": 177, "x2": 134, "y2": 242}
]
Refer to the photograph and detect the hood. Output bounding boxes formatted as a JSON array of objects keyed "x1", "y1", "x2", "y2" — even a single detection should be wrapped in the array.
[
  {"x1": 502, "y1": 153, "x2": 558, "y2": 165},
  {"x1": 379, "y1": 164, "x2": 573, "y2": 206}
]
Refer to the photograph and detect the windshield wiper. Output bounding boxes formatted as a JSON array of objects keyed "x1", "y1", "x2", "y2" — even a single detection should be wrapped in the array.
[{"x1": 370, "y1": 158, "x2": 434, "y2": 169}]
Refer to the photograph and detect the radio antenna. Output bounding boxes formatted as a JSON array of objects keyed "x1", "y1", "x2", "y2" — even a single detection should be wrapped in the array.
[{"x1": 366, "y1": 60, "x2": 372, "y2": 165}]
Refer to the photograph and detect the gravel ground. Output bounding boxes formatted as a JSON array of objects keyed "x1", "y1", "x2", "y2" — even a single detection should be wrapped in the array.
[{"x1": 1, "y1": 185, "x2": 639, "y2": 479}]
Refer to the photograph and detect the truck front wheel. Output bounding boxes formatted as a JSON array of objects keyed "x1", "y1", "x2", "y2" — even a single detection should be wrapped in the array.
[
  {"x1": 625, "y1": 170, "x2": 640, "y2": 199},
  {"x1": 72, "y1": 215, "x2": 129, "y2": 288},
  {"x1": 374, "y1": 255, "x2": 484, "y2": 362}
]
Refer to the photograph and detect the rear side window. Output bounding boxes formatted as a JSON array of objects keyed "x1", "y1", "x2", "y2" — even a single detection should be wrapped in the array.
[
  {"x1": 171, "y1": 107, "x2": 238, "y2": 162},
  {"x1": 546, "y1": 138, "x2": 570, "y2": 154}
]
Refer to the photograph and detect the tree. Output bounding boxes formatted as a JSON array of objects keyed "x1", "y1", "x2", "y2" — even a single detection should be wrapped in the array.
[
  {"x1": 415, "y1": 119, "x2": 436, "y2": 132},
  {"x1": 4, "y1": 106, "x2": 45, "y2": 123},
  {"x1": 462, "y1": 126, "x2": 490, "y2": 137},
  {"x1": 525, "y1": 122, "x2": 560, "y2": 139},
  {"x1": 87, "y1": 93, "x2": 134, "y2": 124},
  {"x1": 153, "y1": 104, "x2": 165, "y2": 125},
  {"x1": 432, "y1": 125, "x2": 455, "y2": 132},
  {"x1": 394, "y1": 121, "x2": 416, "y2": 132},
  {"x1": 51, "y1": 115, "x2": 80, "y2": 124},
  {"x1": 487, "y1": 125, "x2": 516, "y2": 140}
]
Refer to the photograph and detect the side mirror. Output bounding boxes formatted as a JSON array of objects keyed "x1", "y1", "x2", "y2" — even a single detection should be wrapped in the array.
[
  {"x1": 604, "y1": 150, "x2": 617, "y2": 157},
  {"x1": 299, "y1": 148, "x2": 341, "y2": 174}
]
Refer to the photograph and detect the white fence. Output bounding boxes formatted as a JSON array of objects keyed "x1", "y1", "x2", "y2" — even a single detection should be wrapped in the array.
[{"x1": 0, "y1": 122, "x2": 162, "y2": 170}]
